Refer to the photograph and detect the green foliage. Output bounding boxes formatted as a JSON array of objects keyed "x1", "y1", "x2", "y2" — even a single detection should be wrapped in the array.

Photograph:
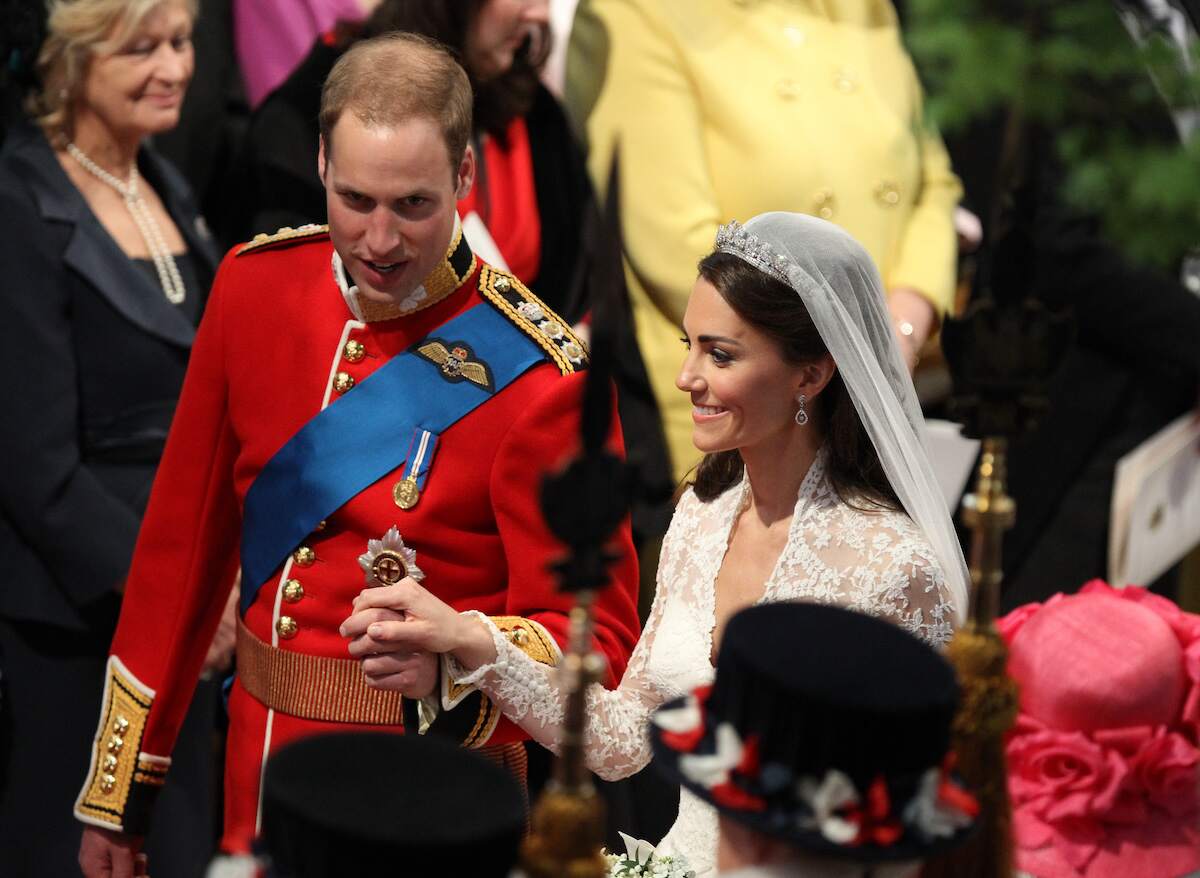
[{"x1": 906, "y1": 0, "x2": 1200, "y2": 267}]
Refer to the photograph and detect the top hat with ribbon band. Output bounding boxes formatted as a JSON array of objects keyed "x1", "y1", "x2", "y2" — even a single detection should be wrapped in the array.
[{"x1": 650, "y1": 602, "x2": 979, "y2": 863}]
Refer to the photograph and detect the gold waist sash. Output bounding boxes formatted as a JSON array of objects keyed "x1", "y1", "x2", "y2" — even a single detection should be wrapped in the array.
[{"x1": 236, "y1": 618, "x2": 405, "y2": 726}]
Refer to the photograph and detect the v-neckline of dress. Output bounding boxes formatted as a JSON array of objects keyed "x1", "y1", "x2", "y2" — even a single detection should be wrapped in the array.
[{"x1": 702, "y1": 447, "x2": 831, "y2": 666}]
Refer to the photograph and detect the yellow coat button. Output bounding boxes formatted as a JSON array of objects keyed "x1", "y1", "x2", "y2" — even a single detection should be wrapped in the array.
[
  {"x1": 343, "y1": 340, "x2": 366, "y2": 363},
  {"x1": 494, "y1": 275, "x2": 511, "y2": 293},
  {"x1": 775, "y1": 78, "x2": 800, "y2": 100},
  {"x1": 812, "y1": 188, "x2": 837, "y2": 220},
  {"x1": 276, "y1": 616, "x2": 299, "y2": 639},
  {"x1": 282, "y1": 579, "x2": 304, "y2": 603},
  {"x1": 100, "y1": 774, "x2": 116, "y2": 794},
  {"x1": 113, "y1": 715, "x2": 130, "y2": 734},
  {"x1": 333, "y1": 372, "x2": 355, "y2": 393},
  {"x1": 107, "y1": 735, "x2": 124, "y2": 754},
  {"x1": 293, "y1": 546, "x2": 316, "y2": 567},
  {"x1": 509, "y1": 628, "x2": 529, "y2": 647},
  {"x1": 833, "y1": 69, "x2": 858, "y2": 93},
  {"x1": 103, "y1": 754, "x2": 118, "y2": 772},
  {"x1": 874, "y1": 180, "x2": 902, "y2": 207}
]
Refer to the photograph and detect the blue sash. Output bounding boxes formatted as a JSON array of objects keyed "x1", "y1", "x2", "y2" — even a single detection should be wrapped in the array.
[{"x1": 239, "y1": 302, "x2": 547, "y2": 612}]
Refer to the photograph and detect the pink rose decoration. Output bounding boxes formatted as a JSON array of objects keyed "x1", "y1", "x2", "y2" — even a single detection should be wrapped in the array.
[
  {"x1": 996, "y1": 600, "x2": 1042, "y2": 643},
  {"x1": 1183, "y1": 638, "x2": 1200, "y2": 741},
  {"x1": 1008, "y1": 727, "x2": 1129, "y2": 825},
  {"x1": 1001, "y1": 582, "x2": 1200, "y2": 877},
  {"x1": 1119, "y1": 583, "x2": 1200, "y2": 641},
  {"x1": 1132, "y1": 729, "x2": 1200, "y2": 817}
]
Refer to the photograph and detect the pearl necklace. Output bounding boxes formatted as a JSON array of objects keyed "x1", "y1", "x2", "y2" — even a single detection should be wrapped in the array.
[{"x1": 66, "y1": 142, "x2": 187, "y2": 305}]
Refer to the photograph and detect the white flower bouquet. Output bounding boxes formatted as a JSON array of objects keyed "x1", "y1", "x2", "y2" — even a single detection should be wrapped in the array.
[{"x1": 604, "y1": 832, "x2": 695, "y2": 878}]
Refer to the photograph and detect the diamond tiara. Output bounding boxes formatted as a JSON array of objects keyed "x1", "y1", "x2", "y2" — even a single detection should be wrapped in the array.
[{"x1": 714, "y1": 220, "x2": 793, "y2": 284}]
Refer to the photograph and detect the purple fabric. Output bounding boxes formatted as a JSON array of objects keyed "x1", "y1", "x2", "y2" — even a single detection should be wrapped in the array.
[{"x1": 234, "y1": 0, "x2": 367, "y2": 107}]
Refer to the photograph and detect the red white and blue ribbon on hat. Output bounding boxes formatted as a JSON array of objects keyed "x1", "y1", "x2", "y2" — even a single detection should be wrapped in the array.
[{"x1": 653, "y1": 686, "x2": 980, "y2": 848}]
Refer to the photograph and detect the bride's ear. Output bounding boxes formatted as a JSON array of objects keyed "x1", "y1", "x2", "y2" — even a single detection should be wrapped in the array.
[{"x1": 795, "y1": 353, "x2": 836, "y2": 400}]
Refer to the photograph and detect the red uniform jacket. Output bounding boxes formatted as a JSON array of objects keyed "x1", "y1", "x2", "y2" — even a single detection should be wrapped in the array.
[{"x1": 74, "y1": 226, "x2": 641, "y2": 851}]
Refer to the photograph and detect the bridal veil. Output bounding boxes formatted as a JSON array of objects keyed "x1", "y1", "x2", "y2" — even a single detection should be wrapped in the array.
[{"x1": 715, "y1": 212, "x2": 971, "y2": 624}]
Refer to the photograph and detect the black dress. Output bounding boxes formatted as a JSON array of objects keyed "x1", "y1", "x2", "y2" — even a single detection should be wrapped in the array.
[{"x1": 0, "y1": 122, "x2": 223, "y2": 878}]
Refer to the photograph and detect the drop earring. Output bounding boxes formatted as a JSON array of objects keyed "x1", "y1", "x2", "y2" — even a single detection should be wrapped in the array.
[{"x1": 794, "y1": 393, "x2": 808, "y2": 426}]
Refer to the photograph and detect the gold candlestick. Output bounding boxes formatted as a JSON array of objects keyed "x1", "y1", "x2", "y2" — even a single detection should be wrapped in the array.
[
  {"x1": 924, "y1": 437, "x2": 1020, "y2": 878},
  {"x1": 520, "y1": 596, "x2": 609, "y2": 878}
]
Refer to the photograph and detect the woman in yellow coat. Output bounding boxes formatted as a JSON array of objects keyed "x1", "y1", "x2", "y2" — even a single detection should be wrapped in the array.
[{"x1": 567, "y1": 0, "x2": 961, "y2": 485}]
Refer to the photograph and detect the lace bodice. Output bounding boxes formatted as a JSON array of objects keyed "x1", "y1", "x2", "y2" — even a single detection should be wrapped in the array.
[{"x1": 452, "y1": 450, "x2": 955, "y2": 874}]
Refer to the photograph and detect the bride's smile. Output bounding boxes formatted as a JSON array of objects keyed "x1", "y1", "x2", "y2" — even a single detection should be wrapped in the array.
[{"x1": 677, "y1": 277, "x2": 809, "y2": 457}]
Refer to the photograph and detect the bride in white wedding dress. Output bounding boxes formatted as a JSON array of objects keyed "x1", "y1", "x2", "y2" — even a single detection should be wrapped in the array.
[{"x1": 343, "y1": 213, "x2": 971, "y2": 876}]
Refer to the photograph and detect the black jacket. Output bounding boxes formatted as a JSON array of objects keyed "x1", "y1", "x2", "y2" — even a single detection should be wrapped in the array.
[
  {"x1": 949, "y1": 95, "x2": 1200, "y2": 605},
  {"x1": 0, "y1": 123, "x2": 219, "y2": 631}
]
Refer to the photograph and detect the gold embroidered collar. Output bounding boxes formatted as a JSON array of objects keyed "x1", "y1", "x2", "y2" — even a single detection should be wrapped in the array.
[{"x1": 332, "y1": 219, "x2": 477, "y2": 323}]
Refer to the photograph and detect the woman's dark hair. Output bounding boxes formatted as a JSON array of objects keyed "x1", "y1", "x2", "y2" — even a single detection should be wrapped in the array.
[
  {"x1": 689, "y1": 252, "x2": 900, "y2": 512},
  {"x1": 347, "y1": 0, "x2": 549, "y2": 143}
]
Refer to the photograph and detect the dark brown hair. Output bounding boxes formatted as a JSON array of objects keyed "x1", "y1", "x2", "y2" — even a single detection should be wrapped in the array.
[
  {"x1": 319, "y1": 32, "x2": 473, "y2": 169},
  {"x1": 346, "y1": 0, "x2": 549, "y2": 144},
  {"x1": 689, "y1": 252, "x2": 900, "y2": 512}
]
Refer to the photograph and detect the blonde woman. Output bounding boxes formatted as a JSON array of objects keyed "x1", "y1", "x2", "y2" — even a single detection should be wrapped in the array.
[{"x1": 0, "y1": 1, "x2": 222, "y2": 874}]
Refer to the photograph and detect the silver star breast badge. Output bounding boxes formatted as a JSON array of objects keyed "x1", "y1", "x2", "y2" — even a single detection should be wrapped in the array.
[{"x1": 358, "y1": 526, "x2": 425, "y2": 587}]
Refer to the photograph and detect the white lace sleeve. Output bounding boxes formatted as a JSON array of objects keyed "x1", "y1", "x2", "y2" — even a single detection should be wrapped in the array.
[
  {"x1": 852, "y1": 514, "x2": 957, "y2": 649},
  {"x1": 771, "y1": 492, "x2": 957, "y2": 650},
  {"x1": 449, "y1": 499, "x2": 698, "y2": 781}
]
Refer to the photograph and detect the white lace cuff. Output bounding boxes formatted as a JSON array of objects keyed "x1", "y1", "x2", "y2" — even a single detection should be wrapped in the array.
[
  {"x1": 444, "y1": 611, "x2": 562, "y2": 725},
  {"x1": 444, "y1": 611, "x2": 510, "y2": 692}
]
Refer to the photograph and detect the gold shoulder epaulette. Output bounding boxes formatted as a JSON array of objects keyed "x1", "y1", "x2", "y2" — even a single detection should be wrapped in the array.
[
  {"x1": 236, "y1": 223, "x2": 329, "y2": 256},
  {"x1": 478, "y1": 265, "x2": 588, "y2": 375}
]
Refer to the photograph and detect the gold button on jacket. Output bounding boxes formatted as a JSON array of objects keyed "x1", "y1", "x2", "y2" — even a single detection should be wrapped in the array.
[
  {"x1": 292, "y1": 546, "x2": 316, "y2": 567},
  {"x1": 276, "y1": 616, "x2": 298, "y2": 639},
  {"x1": 282, "y1": 579, "x2": 304, "y2": 603},
  {"x1": 342, "y1": 339, "x2": 366, "y2": 363},
  {"x1": 332, "y1": 371, "x2": 355, "y2": 393}
]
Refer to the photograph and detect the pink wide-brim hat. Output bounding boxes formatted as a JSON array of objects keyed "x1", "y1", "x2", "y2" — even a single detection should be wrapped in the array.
[{"x1": 998, "y1": 581, "x2": 1200, "y2": 878}]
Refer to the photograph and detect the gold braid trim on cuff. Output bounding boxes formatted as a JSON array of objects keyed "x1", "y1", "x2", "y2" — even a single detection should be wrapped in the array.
[
  {"x1": 491, "y1": 616, "x2": 562, "y2": 666},
  {"x1": 444, "y1": 616, "x2": 562, "y2": 706},
  {"x1": 442, "y1": 617, "x2": 562, "y2": 749},
  {"x1": 75, "y1": 657, "x2": 160, "y2": 830}
]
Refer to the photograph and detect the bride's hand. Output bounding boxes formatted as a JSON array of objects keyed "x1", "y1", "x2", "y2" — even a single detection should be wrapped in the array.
[
  {"x1": 338, "y1": 603, "x2": 438, "y2": 694},
  {"x1": 360, "y1": 648, "x2": 438, "y2": 696},
  {"x1": 339, "y1": 578, "x2": 498, "y2": 670}
]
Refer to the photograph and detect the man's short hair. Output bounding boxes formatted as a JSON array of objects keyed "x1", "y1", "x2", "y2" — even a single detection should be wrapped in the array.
[{"x1": 319, "y1": 32, "x2": 473, "y2": 171}]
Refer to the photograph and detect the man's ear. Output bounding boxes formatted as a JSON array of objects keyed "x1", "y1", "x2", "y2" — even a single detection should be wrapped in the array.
[
  {"x1": 455, "y1": 144, "x2": 476, "y2": 201},
  {"x1": 317, "y1": 135, "x2": 328, "y2": 183}
]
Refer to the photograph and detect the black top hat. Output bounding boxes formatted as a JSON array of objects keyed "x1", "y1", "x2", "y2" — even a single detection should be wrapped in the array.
[
  {"x1": 259, "y1": 732, "x2": 525, "y2": 877},
  {"x1": 650, "y1": 602, "x2": 978, "y2": 863}
]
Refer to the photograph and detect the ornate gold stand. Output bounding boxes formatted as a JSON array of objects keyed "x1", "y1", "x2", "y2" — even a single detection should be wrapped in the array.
[
  {"x1": 924, "y1": 438, "x2": 1020, "y2": 878},
  {"x1": 520, "y1": 598, "x2": 609, "y2": 878}
]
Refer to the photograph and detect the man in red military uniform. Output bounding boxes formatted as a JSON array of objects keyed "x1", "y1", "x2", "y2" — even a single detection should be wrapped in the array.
[{"x1": 77, "y1": 33, "x2": 640, "y2": 875}]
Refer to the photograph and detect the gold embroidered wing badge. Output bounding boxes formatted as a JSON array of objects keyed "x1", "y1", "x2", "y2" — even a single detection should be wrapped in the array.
[{"x1": 415, "y1": 339, "x2": 495, "y2": 392}]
